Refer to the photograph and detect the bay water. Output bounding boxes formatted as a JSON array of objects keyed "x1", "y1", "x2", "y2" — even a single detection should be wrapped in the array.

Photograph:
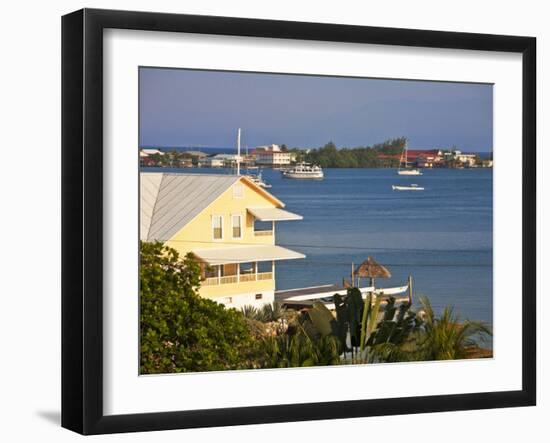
[{"x1": 143, "y1": 167, "x2": 493, "y2": 326}]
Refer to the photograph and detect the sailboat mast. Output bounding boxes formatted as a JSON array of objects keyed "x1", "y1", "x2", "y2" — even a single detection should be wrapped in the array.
[{"x1": 237, "y1": 128, "x2": 241, "y2": 176}]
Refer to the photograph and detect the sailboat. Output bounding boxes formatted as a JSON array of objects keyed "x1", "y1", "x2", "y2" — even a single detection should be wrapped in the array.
[
  {"x1": 397, "y1": 142, "x2": 422, "y2": 176},
  {"x1": 236, "y1": 128, "x2": 272, "y2": 188}
]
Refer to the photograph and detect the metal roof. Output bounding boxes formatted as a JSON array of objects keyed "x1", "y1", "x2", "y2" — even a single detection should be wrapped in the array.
[
  {"x1": 140, "y1": 173, "x2": 240, "y2": 241},
  {"x1": 192, "y1": 244, "x2": 305, "y2": 265},
  {"x1": 247, "y1": 207, "x2": 303, "y2": 221}
]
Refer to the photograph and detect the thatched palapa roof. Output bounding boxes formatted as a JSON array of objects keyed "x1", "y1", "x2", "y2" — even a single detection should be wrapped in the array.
[{"x1": 355, "y1": 257, "x2": 391, "y2": 279}]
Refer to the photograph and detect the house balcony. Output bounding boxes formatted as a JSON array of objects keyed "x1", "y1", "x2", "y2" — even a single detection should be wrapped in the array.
[
  {"x1": 253, "y1": 229, "x2": 273, "y2": 237},
  {"x1": 202, "y1": 271, "x2": 273, "y2": 286}
]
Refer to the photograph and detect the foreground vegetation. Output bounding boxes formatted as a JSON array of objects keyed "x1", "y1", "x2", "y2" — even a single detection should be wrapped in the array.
[{"x1": 140, "y1": 242, "x2": 492, "y2": 374}]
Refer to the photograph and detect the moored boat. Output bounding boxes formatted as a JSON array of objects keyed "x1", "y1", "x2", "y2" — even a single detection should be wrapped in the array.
[
  {"x1": 282, "y1": 162, "x2": 324, "y2": 179},
  {"x1": 246, "y1": 170, "x2": 272, "y2": 188},
  {"x1": 397, "y1": 142, "x2": 423, "y2": 175},
  {"x1": 392, "y1": 184, "x2": 425, "y2": 191}
]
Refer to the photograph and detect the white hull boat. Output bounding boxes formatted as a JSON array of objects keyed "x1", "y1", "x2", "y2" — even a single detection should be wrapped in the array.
[
  {"x1": 246, "y1": 170, "x2": 272, "y2": 188},
  {"x1": 282, "y1": 162, "x2": 324, "y2": 179},
  {"x1": 397, "y1": 169, "x2": 422, "y2": 176},
  {"x1": 276, "y1": 283, "x2": 411, "y2": 310},
  {"x1": 397, "y1": 142, "x2": 422, "y2": 175},
  {"x1": 392, "y1": 184, "x2": 425, "y2": 191}
]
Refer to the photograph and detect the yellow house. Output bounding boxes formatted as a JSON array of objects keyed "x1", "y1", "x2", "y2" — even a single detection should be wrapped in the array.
[{"x1": 140, "y1": 172, "x2": 305, "y2": 308}]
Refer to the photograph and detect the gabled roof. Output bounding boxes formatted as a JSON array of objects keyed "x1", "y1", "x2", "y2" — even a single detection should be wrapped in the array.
[
  {"x1": 141, "y1": 173, "x2": 240, "y2": 242},
  {"x1": 140, "y1": 173, "x2": 285, "y2": 242}
]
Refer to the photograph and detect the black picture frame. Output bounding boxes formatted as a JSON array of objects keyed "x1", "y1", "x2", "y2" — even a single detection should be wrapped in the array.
[{"x1": 62, "y1": 8, "x2": 536, "y2": 435}]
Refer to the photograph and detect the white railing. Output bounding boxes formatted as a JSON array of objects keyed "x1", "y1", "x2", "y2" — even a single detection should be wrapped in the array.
[
  {"x1": 254, "y1": 230, "x2": 273, "y2": 236},
  {"x1": 202, "y1": 277, "x2": 220, "y2": 286},
  {"x1": 257, "y1": 272, "x2": 273, "y2": 281},
  {"x1": 201, "y1": 272, "x2": 273, "y2": 286}
]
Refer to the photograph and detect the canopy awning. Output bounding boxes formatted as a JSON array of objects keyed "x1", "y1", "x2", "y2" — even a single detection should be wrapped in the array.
[
  {"x1": 247, "y1": 207, "x2": 303, "y2": 221},
  {"x1": 192, "y1": 244, "x2": 305, "y2": 265}
]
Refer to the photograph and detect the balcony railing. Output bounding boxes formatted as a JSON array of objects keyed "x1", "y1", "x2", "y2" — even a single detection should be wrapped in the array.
[
  {"x1": 254, "y1": 230, "x2": 273, "y2": 237},
  {"x1": 202, "y1": 272, "x2": 273, "y2": 286}
]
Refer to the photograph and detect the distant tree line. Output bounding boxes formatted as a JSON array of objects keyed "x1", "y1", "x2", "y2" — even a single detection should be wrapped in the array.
[{"x1": 289, "y1": 137, "x2": 407, "y2": 168}]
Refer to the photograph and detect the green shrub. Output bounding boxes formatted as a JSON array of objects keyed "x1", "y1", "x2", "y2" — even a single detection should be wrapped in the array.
[{"x1": 140, "y1": 241, "x2": 258, "y2": 373}]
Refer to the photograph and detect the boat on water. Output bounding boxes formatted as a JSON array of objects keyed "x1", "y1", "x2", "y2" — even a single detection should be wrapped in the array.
[
  {"x1": 397, "y1": 142, "x2": 422, "y2": 176},
  {"x1": 275, "y1": 282, "x2": 411, "y2": 311},
  {"x1": 282, "y1": 162, "x2": 324, "y2": 180},
  {"x1": 246, "y1": 170, "x2": 272, "y2": 188},
  {"x1": 392, "y1": 184, "x2": 425, "y2": 191},
  {"x1": 235, "y1": 130, "x2": 272, "y2": 188}
]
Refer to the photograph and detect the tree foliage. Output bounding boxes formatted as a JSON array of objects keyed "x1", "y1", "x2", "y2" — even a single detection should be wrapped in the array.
[
  {"x1": 140, "y1": 241, "x2": 258, "y2": 374},
  {"x1": 413, "y1": 296, "x2": 493, "y2": 361},
  {"x1": 302, "y1": 138, "x2": 406, "y2": 168}
]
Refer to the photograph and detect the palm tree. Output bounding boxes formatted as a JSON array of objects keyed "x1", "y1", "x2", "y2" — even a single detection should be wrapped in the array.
[
  {"x1": 241, "y1": 305, "x2": 259, "y2": 320},
  {"x1": 415, "y1": 296, "x2": 492, "y2": 361},
  {"x1": 258, "y1": 301, "x2": 285, "y2": 322}
]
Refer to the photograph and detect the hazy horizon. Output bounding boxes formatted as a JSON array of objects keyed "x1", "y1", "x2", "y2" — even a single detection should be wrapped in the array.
[{"x1": 139, "y1": 68, "x2": 493, "y2": 152}]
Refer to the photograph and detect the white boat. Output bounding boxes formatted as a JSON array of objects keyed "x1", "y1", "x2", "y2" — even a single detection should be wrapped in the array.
[
  {"x1": 236, "y1": 130, "x2": 271, "y2": 189},
  {"x1": 397, "y1": 142, "x2": 422, "y2": 175},
  {"x1": 392, "y1": 184, "x2": 425, "y2": 191},
  {"x1": 246, "y1": 171, "x2": 272, "y2": 188},
  {"x1": 275, "y1": 282, "x2": 411, "y2": 310},
  {"x1": 282, "y1": 162, "x2": 324, "y2": 179},
  {"x1": 398, "y1": 169, "x2": 422, "y2": 176}
]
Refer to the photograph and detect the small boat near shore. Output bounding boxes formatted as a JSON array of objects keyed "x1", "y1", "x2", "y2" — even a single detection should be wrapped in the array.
[
  {"x1": 276, "y1": 282, "x2": 411, "y2": 310},
  {"x1": 392, "y1": 184, "x2": 425, "y2": 191},
  {"x1": 397, "y1": 142, "x2": 423, "y2": 175},
  {"x1": 282, "y1": 162, "x2": 324, "y2": 180},
  {"x1": 246, "y1": 170, "x2": 272, "y2": 188}
]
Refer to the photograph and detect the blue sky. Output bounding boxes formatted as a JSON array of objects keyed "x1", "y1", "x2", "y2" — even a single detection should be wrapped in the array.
[{"x1": 139, "y1": 68, "x2": 493, "y2": 152}]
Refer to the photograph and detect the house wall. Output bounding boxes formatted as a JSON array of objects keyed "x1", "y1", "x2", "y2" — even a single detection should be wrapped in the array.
[
  {"x1": 200, "y1": 280, "x2": 275, "y2": 304},
  {"x1": 165, "y1": 177, "x2": 280, "y2": 302}
]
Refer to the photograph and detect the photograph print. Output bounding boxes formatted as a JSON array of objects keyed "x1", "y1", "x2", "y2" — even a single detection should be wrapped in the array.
[{"x1": 139, "y1": 67, "x2": 493, "y2": 375}]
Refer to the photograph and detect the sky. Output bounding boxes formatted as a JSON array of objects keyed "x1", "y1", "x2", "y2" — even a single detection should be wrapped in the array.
[{"x1": 139, "y1": 67, "x2": 493, "y2": 152}]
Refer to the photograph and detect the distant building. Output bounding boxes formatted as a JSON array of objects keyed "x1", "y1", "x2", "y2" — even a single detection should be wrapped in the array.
[
  {"x1": 201, "y1": 157, "x2": 225, "y2": 168},
  {"x1": 139, "y1": 149, "x2": 161, "y2": 167},
  {"x1": 177, "y1": 158, "x2": 193, "y2": 168},
  {"x1": 454, "y1": 152, "x2": 477, "y2": 167},
  {"x1": 254, "y1": 145, "x2": 291, "y2": 166},
  {"x1": 185, "y1": 151, "x2": 208, "y2": 159},
  {"x1": 377, "y1": 149, "x2": 443, "y2": 167},
  {"x1": 141, "y1": 148, "x2": 164, "y2": 156},
  {"x1": 256, "y1": 144, "x2": 281, "y2": 152}
]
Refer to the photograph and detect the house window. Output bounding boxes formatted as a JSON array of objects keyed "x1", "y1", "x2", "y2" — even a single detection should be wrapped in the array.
[
  {"x1": 255, "y1": 294, "x2": 263, "y2": 300},
  {"x1": 232, "y1": 214, "x2": 242, "y2": 238},
  {"x1": 254, "y1": 220, "x2": 272, "y2": 234},
  {"x1": 204, "y1": 265, "x2": 220, "y2": 279},
  {"x1": 212, "y1": 215, "x2": 223, "y2": 240},
  {"x1": 233, "y1": 183, "x2": 244, "y2": 199}
]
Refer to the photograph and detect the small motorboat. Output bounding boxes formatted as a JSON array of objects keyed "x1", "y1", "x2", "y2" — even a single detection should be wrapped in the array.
[{"x1": 392, "y1": 184, "x2": 425, "y2": 191}]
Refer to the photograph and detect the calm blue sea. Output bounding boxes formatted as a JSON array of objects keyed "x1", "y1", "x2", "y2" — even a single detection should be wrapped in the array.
[{"x1": 142, "y1": 167, "x2": 493, "y2": 326}]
